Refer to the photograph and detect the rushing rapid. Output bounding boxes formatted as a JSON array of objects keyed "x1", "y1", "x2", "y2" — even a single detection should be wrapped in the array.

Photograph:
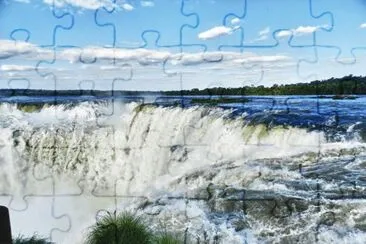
[{"x1": 1, "y1": 96, "x2": 366, "y2": 243}]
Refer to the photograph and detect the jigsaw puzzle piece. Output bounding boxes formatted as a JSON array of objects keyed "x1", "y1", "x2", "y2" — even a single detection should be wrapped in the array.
[
  {"x1": 94, "y1": 0, "x2": 196, "y2": 49},
  {"x1": 297, "y1": 47, "x2": 361, "y2": 139},
  {"x1": 91, "y1": 32, "x2": 196, "y2": 143},
  {"x1": 0, "y1": 99, "x2": 57, "y2": 210},
  {"x1": 298, "y1": 47, "x2": 366, "y2": 81},
  {"x1": 34, "y1": 46, "x2": 134, "y2": 90},
  {"x1": 48, "y1": 119, "x2": 120, "y2": 196},
  {"x1": 149, "y1": 96, "x2": 227, "y2": 164},
  {"x1": 47, "y1": 127, "x2": 151, "y2": 242},
  {"x1": 37, "y1": 117, "x2": 154, "y2": 242},
  {"x1": 221, "y1": 35, "x2": 317, "y2": 86},
  {"x1": 0, "y1": 196, "x2": 70, "y2": 243},
  {"x1": 34, "y1": 46, "x2": 139, "y2": 129},
  {"x1": 0, "y1": 1, "x2": 71, "y2": 111},
  {"x1": 45, "y1": 3, "x2": 113, "y2": 48},
  {"x1": 0, "y1": 0, "x2": 73, "y2": 46},
  {"x1": 162, "y1": 41, "x2": 266, "y2": 123},
  {"x1": 51, "y1": 194, "x2": 140, "y2": 243},
  {"x1": 310, "y1": 0, "x2": 366, "y2": 63},
  {"x1": 156, "y1": 43, "x2": 215, "y2": 110},
  {"x1": 282, "y1": 97, "x2": 324, "y2": 150},
  {"x1": 162, "y1": 54, "x2": 270, "y2": 158},
  {"x1": 0, "y1": 88, "x2": 118, "y2": 200},
  {"x1": 0, "y1": 6, "x2": 68, "y2": 104},
  {"x1": 0, "y1": 31, "x2": 57, "y2": 91},
  {"x1": 216, "y1": 36, "x2": 316, "y2": 146},
  {"x1": 164, "y1": 47, "x2": 265, "y2": 94},
  {"x1": 111, "y1": 31, "x2": 182, "y2": 91},
  {"x1": 82, "y1": 31, "x2": 197, "y2": 127},
  {"x1": 235, "y1": 0, "x2": 331, "y2": 47},
  {"x1": 181, "y1": 0, "x2": 246, "y2": 61}
]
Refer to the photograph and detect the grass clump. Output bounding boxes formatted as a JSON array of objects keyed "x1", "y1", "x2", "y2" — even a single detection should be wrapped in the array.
[
  {"x1": 13, "y1": 234, "x2": 53, "y2": 244},
  {"x1": 85, "y1": 211, "x2": 153, "y2": 244},
  {"x1": 86, "y1": 211, "x2": 184, "y2": 244},
  {"x1": 153, "y1": 233, "x2": 182, "y2": 244}
]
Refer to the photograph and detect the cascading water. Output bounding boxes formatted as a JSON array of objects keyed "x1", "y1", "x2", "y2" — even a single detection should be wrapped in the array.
[{"x1": 1, "y1": 100, "x2": 366, "y2": 243}]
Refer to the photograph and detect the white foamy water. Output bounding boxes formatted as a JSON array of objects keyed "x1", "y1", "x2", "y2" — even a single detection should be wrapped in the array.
[{"x1": 0, "y1": 101, "x2": 366, "y2": 243}]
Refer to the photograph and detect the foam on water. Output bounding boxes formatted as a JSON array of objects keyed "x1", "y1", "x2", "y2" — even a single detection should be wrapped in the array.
[{"x1": 0, "y1": 101, "x2": 365, "y2": 243}]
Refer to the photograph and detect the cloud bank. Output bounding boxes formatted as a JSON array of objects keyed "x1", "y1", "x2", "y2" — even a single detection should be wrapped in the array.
[{"x1": 0, "y1": 40, "x2": 292, "y2": 67}]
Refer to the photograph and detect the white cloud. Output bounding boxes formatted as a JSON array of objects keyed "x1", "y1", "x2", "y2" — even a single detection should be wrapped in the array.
[
  {"x1": 0, "y1": 39, "x2": 49, "y2": 59},
  {"x1": 259, "y1": 27, "x2": 270, "y2": 36},
  {"x1": 239, "y1": 55, "x2": 290, "y2": 63},
  {"x1": 277, "y1": 25, "x2": 325, "y2": 38},
  {"x1": 121, "y1": 3, "x2": 134, "y2": 11},
  {"x1": 68, "y1": 47, "x2": 171, "y2": 64},
  {"x1": 250, "y1": 27, "x2": 270, "y2": 43},
  {"x1": 231, "y1": 18, "x2": 240, "y2": 25},
  {"x1": 294, "y1": 25, "x2": 320, "y2": 34},
  {"x1": 13, "y1": 0, "x2": 31, "y2": 3},
  {"x1": 277, "y1": 30, "x2": 293, "y2": 37},
  {"x1": 0, "y1": 40, "x2": 298, "y2": 90},
  {"x1": 0, "y1": 64, "x2": 34, "y2": 71},
  {"x1": 42, "y1": 0, "x2": 115, "y2": 10},
  {"x1": 198, "y1": 26, "x2": 238, "y2": 40},
  {"x1": 71, "y1": 48, "x2": 293, "y2": 67},
  {"x1": 360, "y1": 23, "x2": 366, "y2": 28},
  {"x1": 251, "y1": 35, "x2": 268, "y2": 43},
  {"x1": 0, "y1": 39, "x2": 292, "y2": 70},
  {"x1": 140, "y1": 1, "x2": 154, "y2": 7}
]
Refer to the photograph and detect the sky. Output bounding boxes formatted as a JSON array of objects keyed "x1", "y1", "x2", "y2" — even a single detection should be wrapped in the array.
[{"x1": 1, "y1": 0, "x2": 366, "y2": 90}]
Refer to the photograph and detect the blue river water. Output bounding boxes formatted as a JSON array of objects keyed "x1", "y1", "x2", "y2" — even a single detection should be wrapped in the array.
[{"x1": 2, "y1": 94, "x2": 365, "y2": 142}]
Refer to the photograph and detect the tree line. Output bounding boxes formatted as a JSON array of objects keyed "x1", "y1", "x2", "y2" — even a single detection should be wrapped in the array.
[
  {"x1": 1, "y1": 74, "x2": 366, "y2": 97},
  {"x1": 164, "y1": 75, "x2": 366, "y2": 96}
]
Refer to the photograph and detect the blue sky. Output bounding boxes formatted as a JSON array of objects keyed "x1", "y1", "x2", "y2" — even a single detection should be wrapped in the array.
[{"x1": 1, "y1": 0, "x2": 366, "y2": 90}]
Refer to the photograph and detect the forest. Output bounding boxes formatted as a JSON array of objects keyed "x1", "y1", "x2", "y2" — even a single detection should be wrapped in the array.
[
  {"x1": 164, "y1": 75, "x2": 366, "y2": 96},
  {"x1": 1, "y1": 75, "x2": 366, "y2": 97}
]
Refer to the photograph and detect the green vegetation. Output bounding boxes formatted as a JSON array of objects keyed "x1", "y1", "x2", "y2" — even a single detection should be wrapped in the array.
[
  {"x1": 13, "y1": 234, "x2": 53, "y2": 244},
  {"x1": 191, "y1": 97, "x2": 249, "y2": 105},
  {"x1": 85, "y1": 212, "x2": 152, "y2": 244},
  {"x1": 331, "y1": 95, "x2": 358, "y2": 100},
  {"x1": 11, "y1": 214, "x2": 183, "y2": 244},
  {"x1": 16, "y1": 104, "x2": 46, "y2": 113},
  {"x1": 153, "y1": 233, "x2": 182, "y2": 244},
  {"x1": 85, "y1": 212, "x2": 182, "y2": 244},
  {"x1": 164, "y1": 75, "x2": 366, "y2": 96}
]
